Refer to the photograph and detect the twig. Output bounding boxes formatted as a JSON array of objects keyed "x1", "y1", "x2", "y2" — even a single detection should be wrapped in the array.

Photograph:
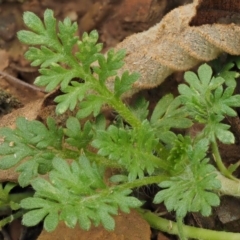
[
  {"x1": 10, "y1": 62, "x2": 38, "y2": 73},
  {"x1": 0, "y1": 70, "x2": 47, "y2": 93}
]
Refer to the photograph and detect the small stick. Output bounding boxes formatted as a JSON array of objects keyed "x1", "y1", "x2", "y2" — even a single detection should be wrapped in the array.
[{"x1": 0, "y1": 70, "x2": 47, "y2": 93}]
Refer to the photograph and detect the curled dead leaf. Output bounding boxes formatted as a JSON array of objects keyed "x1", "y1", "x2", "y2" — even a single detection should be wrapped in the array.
[
  {"x1": 38, "y1": 210, "x2": 151, "y2": 240},
  {"x1": 106, "y1": 0, "x2": 240, "y2": 97}
]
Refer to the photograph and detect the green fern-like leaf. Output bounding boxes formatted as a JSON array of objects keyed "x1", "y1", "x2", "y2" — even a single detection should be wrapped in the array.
[
  {"x1": 76, "y1": 31, "x2": 103, "y2": 71},
  {"x1": 17, "y1": 9, "x2": 140, "y2": 124},
  {"x1": 150, "y1": 94, "x2": 192, "y2": 129},
  {"x1": 179, "y1": 63, "x2": 240, "y2": 121},
  {"x1": 129, "y1": 96, "x2": 149, "y2": 121},
  {"x1": 201, "y1": 115, "x2": 235, "y2": 144},
  {"x1": 167, "y1": 135, "x2": 191, "y2": 173},
  {"x1": 64, "y1": 117, "x2": 93, "y2": 149},
  {"x1": 211, "y1": 56, "x2": 240, "y2": 88},
  {"x1": 92, "y1": 120, "x2": 160, "y2": 181},
  {"x1": 0, "y1": 183, "x2": 19, "y2": 210},
  {"x1": 114, "y1": 71, "x2": 139, "y2": 98},
  {"x1": 92, "y1": 49, "x2": 125, "y2": 84},
  {"x1": 54, "y1": 81, "x2": 90, "y2": 114},
  {"x1": 179, "y1": 63, "x2": 240, "y2": 143},
  {"x1": 18, "y1": 9, "x2": 82, "y2": 92},
  {"x1": 0, "y1": 117, "x2": 63, "y2": 186},
  {"x1": 150, "y1": 94, "x2": 192, "y2": 145},
  {"x1": 18, "y1": 10, "x2": 78, "y2": 67},
  {"x1": 154, "y1": 139, "x2": 221, "y2": 218},
  {"x1": 21, "y1": 156, "x2": 142, "y2": 231},
  {"x1": 36, "y1": 65, "x2": 81, "y2": 92},
  {"x1": 76, "y1": 95, "x2": 106, "y2": 119}
]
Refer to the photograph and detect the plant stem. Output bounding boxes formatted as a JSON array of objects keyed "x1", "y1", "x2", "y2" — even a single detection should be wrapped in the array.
[
  {"x1": 147, "y1": 154, "x2": 170, "y2": 171},
  {"x1": 177, "y1": 216, "x2": 187, "y2": 240},
  {"x1": 211, "y1": 140, "x2": 238, "y2": 181},
  {"x1": 217, "y1": 172, "x2": 240, "y2": 197},
  {"x1": 89, "y1": 75, "x2": 142, "y2": 128},
  {"x1": 86, "y1": 175, "x2": 169, "y2": 205},
  {"x1": 86, "y1": 151, "x2": 170, "y2": 172},
  {"x1": 138, "y1": 208, "x2": 240, "y2": 240},
  {"x1": 109, "y1": 97, "x2": 142, "y2": 129},
  {"x1": 86, "y1": 151, "x2": 123, "y2": 169},
  {"x1": 0, "y1": 210, "x2": 25, "y2": 228},
  {"x1": 9, "y1": 191, "x2": 34, "y2": 203},
  {"x1": 114, "y1": 175, "x2": 169, "y2": 190}
]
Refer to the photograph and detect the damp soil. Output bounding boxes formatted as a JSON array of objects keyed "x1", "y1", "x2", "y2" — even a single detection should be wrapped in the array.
[{"x1": 1, "y1": 0, "x2": 240, "y2": 239}]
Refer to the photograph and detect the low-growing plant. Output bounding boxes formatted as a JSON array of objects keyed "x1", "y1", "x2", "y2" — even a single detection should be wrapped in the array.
[{"x1": 1, "y1": 9, "x2": 240, "y2": 239}]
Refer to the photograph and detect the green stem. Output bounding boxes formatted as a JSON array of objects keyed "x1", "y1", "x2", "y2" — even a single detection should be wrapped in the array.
[
  {"x1": 0, "y1": 192, "x2": 34, "y2": 217},
  {"x1": 9, "y1": 191, "x2": 34, "y2": 203},
  {"x1": 60, "y1": 147, "x2": 81, "y2": 160},
  {"x1": 217, "y1": 172, "x2": 240, "y2": 197},
  {"x1": 146, "y1": 154, "x2": 170, "y2": 171},
  {"x1": 113, "y1": 175, "x2": 169, "y2": 190},
  {"x1": 86, "y1": 151, "x2": 123, "y2": 169},
  {"x1": 0, "y1": 210, "x2": 25, "y2": 228},
  {"x1": 211, "y1": 140, "x2": 238, "y2": 181},
  {"x1": 88, "y1": 75, "x2": 142, "y2": 128},
  {"x1": 87, "y1": 150, "x2": 170, "y2": 172},
  {"x1": 138, "y1": 209, "x2": 240, "y2": 240},
  {"x1": 86, "y1": 175, "x2": 169, "y2": 204},
  {"x1": 109, "y1": 97, "x2": 142, "y2": 129},
  {"x1": 177, "y1": 216, "x2": 187, "y2": 240}
]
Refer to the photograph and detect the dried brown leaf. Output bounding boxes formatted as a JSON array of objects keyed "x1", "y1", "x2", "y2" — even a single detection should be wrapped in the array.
[
  {"x1": 107, "y1": 0, "x2": 240, "y2": 97},
  {"x1": 37, "y1": 210, "x2": 151, "y2": 240}
]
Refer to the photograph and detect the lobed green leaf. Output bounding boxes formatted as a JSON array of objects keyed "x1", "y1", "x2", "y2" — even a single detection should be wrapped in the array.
[
  {"x1": 114, "y1": 71, "x2": 139, "y2": 98},
  {"x1": 76, "y1": 30, "x2": 103, "y2": 70},
  {"x1": 93, "y1": 49, "x2": 125, "y2": 84},
  {"x1": 150, "y1": 94, "x2": 192, "y2": 130},
  {"x1": 154, "y1": 155, "x2": 221, "y2": 218},
  {"x1": 92, "y1": 121, "x2": 159, "y2": 181},
  {"x1": 77, "y1": 95, "x2": 106, "y2": 119},
  {"x1": 54, "y1": 81, "x2": 90, "y2": 114},
  {"x1": 129, "y1": 96, "x2": 149, "y2": 121},
  {"x1": 21, "y1": 157, "x2": 142, "y2": 231},
  {"x1": 35, "y1": 65, "x2": 80, "y2": 92},
  {"x1": 64, "y1": 117, "x2": 93, "y2": 149},
  {"x1": 0, "y1": 117, "x2": 63, "y2": 186}
]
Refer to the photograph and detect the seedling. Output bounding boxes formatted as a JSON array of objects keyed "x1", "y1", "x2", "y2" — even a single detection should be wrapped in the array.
[{"x1": 0, "y1": 9, "x2": 240, "y2": 239}]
